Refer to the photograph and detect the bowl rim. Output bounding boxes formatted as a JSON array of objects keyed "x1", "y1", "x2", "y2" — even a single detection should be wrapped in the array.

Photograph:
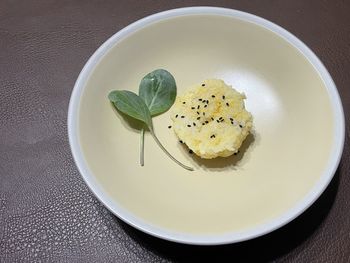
[{"x1": 68, "y1": 6, "x2": 345, "y2": 245}]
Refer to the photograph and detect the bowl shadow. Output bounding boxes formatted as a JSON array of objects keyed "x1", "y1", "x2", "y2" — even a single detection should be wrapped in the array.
[{"x1": 117, "y1": 168, "x2": 340, "y2": 262}]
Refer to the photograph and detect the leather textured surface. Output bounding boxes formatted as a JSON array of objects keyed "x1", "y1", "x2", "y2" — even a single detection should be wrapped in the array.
[{"x1": 1, "y1": 1, "x2": 349, "y2": 262}]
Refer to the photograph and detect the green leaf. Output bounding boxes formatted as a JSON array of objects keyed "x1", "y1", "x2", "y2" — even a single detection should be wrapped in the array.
[
  {"x1": 108, "y1": 70, "x2": 193, "y2": 171},
  {"x1": 139, "y1": 69, "x2": 176, "y2": 116},
  {"x1": 108, "y1": 90, "x2": 153, "y2": 129}
]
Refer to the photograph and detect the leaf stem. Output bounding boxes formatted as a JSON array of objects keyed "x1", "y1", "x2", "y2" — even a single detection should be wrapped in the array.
[
  {"x1": 149, "y1": 130, "x2": 194, "y2": 171},
  {"x1": 140, "y1": 128, "x2": 145, "y2": 166}
]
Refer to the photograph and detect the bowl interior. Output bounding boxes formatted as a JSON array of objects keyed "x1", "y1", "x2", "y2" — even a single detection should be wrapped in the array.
[{"x1": 75, "y1": 11, "x2": 338, "y2": 243}]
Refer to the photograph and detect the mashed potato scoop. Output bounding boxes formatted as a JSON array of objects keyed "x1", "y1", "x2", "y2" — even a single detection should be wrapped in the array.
[{"x1": 171, "y1": 79, "x2": 253, "y2": 159}]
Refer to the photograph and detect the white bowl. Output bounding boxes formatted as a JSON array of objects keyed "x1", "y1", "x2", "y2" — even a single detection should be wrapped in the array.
[{"x1": 68, "y1": 7, "x2": 344, "y2": 245}]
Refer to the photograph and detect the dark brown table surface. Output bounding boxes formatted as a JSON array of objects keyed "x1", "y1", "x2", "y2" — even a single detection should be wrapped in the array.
[{"x1": 1, "y1": 1, "x2": 349, "y2": 262}]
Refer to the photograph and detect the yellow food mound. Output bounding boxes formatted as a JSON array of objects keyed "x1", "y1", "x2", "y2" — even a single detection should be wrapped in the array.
[{"x1": 171, "y1": 79, "x2": 253, "y2": 159}]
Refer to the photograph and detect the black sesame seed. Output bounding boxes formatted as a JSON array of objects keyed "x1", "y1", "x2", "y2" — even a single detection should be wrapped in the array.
[
  {"x1": 181, "y1": 115, "x2": 185, "y2": 118},
  {"x1": 211, "y1": 95, "x2": 215, "y2": 98},
  {"x1": 191, "y1": 107, "x2": 195, "y2": 109},
  {"x1": 168, "y1": 126, "x2": 172, "y2": 129},
  {"x1": 203, "y1": 112, "x2": 205, "y2": 116},
  {"x1": 206, "y1": 100, "x2": 209, "y2": 104},
  {"x1": 204, "y1": 105, "x2": 208, "y2": 108},
  {"x1": 175, "y1": 114, "x2": 178, "y2": 118},
  {"x1": 187, "y1": 125, "x2": 191, "y2": 127},
  {"x1": 197, "y1": 117, "x2": 200, "y2": 120},
  {"x1": 197, "y1": 105, "x2": 200, "y2": 109},
  {"x1": 205, "y1": 121, "x2": 209, "y2": 124},
  {"x1": 219, "y1": 117, "x2": 223, "y2": 120},
  {"x1": 179, "y1": 140, "x2": 183, "y2": 143},
  {"x1": 183, "y1": 102, "x2": 186, "y2": 104},
  {"x1": 230, "y1": 118, "x2": 233, "y2": 121},
  {"x1": 222, "y1": 95, "x2": 225, "y2": 99},
  {"x1": 239, "y1": 124, "x2": 243, "y2": 128},
  {"x1": 197, "y1": 111, "x2": 200, "y2": 115},
  {"x1": 189, "y1": 149, "x2": 193, "y2": 154},
  {"x1": 193, "y1": 122, "x2": 196, "y2": 126},
  {"x1": 199, "y1": 98, "x2": 202, "y2": 101},
  {"x1": 202, "y1": 123, "x2": 205, "y2": 125},
  {"x1": 211, "y1": 117, "x2": 214, "y2": 121},
  {"x1": 226, "y1": 102, "x2": 229, "y2": 106},
  {"x1": 201, "y1": 84, "x2": 205, "y2": 87},
  {"x1": 216, "y1": 120, "x2": 220, "y2": 123},
  {"x1": 234, "y1": 152, "x2": 237, "y2": 155}
]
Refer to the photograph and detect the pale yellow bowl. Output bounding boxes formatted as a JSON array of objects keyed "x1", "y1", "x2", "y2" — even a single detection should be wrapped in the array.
[{"x1": 68, "y1": 7, "x2": 344, "y2": 245}]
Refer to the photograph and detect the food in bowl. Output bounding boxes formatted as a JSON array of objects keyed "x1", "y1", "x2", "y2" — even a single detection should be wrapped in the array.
[
  {"x1": 171, "y1": 79, "x2": 253, "y2": 158},
  {"x1": 69, "y1": 7, "x2": 344, "y2": 245}
]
